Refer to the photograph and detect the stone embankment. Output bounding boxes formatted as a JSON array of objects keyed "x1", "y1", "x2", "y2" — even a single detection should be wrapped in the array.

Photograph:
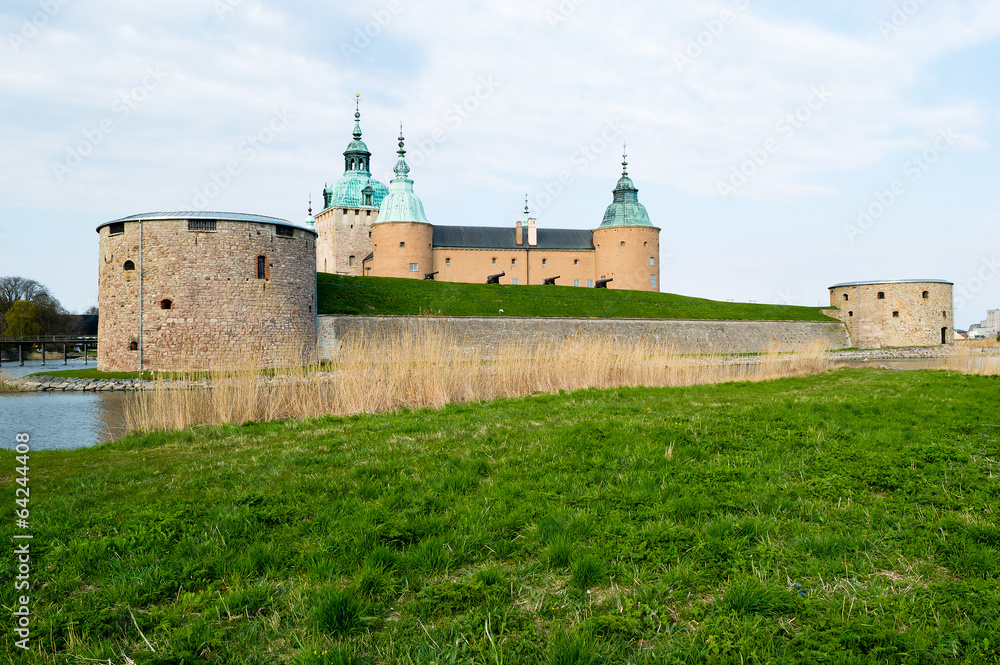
[{"x1": 8, "y1": 376, "x2": 157, "y2": 392}]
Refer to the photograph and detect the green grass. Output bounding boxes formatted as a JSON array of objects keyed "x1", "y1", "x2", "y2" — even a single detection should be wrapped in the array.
[
  {"x1": 3, "y1": 369, "x2": 1000, "y2": 663},
  {"x1": 318, "y1": 273, "x2": 837, "y2": 321}
]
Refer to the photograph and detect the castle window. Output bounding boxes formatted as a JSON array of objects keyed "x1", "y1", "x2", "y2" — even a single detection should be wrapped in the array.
[
  {"x1": 877, "y1": 292, "x2": 885, "y2": 299},
  {"x1": 366, "y1": 210, "x2": 372, "y2": 217},
  {"x1": 943, "y1": 311, "x2": 947, "y2": 318},
  {"x1": 893, "y1": 311, "x2": 899, "y2": 318},
  {"x1": 573, "y1": 279, "x2": 580, "y2": 287},
  {"x1": 123, "y1": 260, "x2": 135, "y2": 271},
  {"x1": 409, "y1": 263, "x2": 418, "y2": 272},
  {"x1": 160, "y1": 299, "x2": 173, "y2": 310},
  {"x1": 128, "y1": 341, "x2": 138, "y2": 351},
  {"x1": 620, "y1": 241, "x2": 625, "y2": 248},
  {"x1": 644, "y1": 241, "x2": 648, "y2": 247},
  {"x1": 849, "y1": 311, "x2": 854, "y2": 317},
  {"x1": 368, "y1": 231, "x2": 372, "y2": 238},
  {"x1": 586, "y1": 279, "x2": 593, "y2": 288},
  {"x1": 573, "y1": 259, "x2": 579, "y2": 266},
  {"x1": 923, "y1": 291, "x2": 929, "y2": 299},
  {"x1": 445, "y1": 258, "x2": 451, "y2": 265},
  {"x1": 188, "y1": 219, "x2": 217, "y2": 232},
  {"x1": 399, "y1": 242, "x2": 405, "y2": 248},
  {"x1": 542, "y1": 258, "x2": 547, "y2": 266},
  {"x1": 492, "y1": 258, "x2": 496, "y2": 265},
  {"x1": 257, "y1": 255, "x2": 268, "y2": 280},
  {"x1": 349, "y1": 255, "x2": 356, "y2": 266},
  {"x1": 275, "y1": 225, "x2": 294, "y2": 238},
  {"x1": 651, "y1": 274, "x2": 657, "y2": 289},
  {"x1": 511, "y1": 258, "x2": 516, "y2": 265},
  {"x1": 843, "y1": 294, "x2": 849, "y2": 301},
  {"x1": 649, "y1": 257, "x2": 655, "y2": 266},
  {"x1": 511, "y1": 278, "x2": 519, "y2": 285},
  {"x1": 108, "y1": 222, "x2": 125, "y2": 235}
]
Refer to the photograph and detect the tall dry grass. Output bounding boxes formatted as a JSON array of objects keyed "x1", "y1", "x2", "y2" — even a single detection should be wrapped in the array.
[
  {"x1": 123, "y1": 321, "x2": 832, "y2": 435},
  {"x1": 941, "y1": 347, "x2": 1000, "y2": 376},
  {"x1": 954, "y1": 338, "x2": 1000, "y2": 349}
]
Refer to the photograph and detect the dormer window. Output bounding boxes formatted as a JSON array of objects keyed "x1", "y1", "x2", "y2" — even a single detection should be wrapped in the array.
[{"x1": 362, "y1": 186, "x2": 374, "y2": 207}]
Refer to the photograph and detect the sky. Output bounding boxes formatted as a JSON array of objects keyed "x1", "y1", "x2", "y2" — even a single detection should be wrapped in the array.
[{"x1": 0, "y1": 0, "x2": 998, "y2": 328}]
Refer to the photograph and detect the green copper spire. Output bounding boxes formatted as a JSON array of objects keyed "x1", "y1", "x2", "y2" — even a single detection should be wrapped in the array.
[
  {"x1": 599, "y1": 148, "x2": 654, "y2": 228},
  {"x1": 323, "y1": 95, "x2": 388, "y2": 210},
  {"x1": 376, "y1": 126, "x2": 429, "y2": 224},
  {"x1": 393, "y1": 125, "x2": 410, "y2": 177}
]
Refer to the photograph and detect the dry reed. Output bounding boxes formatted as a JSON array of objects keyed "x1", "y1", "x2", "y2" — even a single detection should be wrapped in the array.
[
  {"x1": 123, "y1": 321, "x2": 833, "y2": 435},
  {"x1": 940, "y1": 347, "x2": 1000, "y2": 376}
]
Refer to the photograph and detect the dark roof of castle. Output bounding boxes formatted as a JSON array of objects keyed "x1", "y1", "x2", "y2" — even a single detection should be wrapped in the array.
[{"x1": 432, "y1": 225, "x2": 594, "y2": 251}]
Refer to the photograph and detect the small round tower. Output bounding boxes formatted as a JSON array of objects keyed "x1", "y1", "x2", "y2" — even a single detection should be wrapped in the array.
[
  {"x1": 592, "y1": 153, "x2": 661, "y2": 291},
  {"x1": 370, "y1": 130, "x2": 433, "y2": 279}
]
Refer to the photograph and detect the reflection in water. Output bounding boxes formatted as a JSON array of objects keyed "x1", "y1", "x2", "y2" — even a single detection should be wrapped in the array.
[{"x1": 1, "y1": 360, "x2": 129, "y2": 450}]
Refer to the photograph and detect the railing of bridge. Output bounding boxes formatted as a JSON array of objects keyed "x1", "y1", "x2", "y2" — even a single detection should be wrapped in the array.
[{"x1": 0, "y1": 336, "x2": 98, "y2": 343}]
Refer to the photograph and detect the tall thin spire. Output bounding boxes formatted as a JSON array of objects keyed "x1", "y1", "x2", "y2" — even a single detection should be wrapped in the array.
[
  {"x1": 524, "y1": 194, "x2": 530, "y2": 218},
  {"x1": 352, "y1": 93, "x2": 362, "y2": 140},
  {"x1": 393, "y1": 124, "x2": 410, "y2": 178},
  {"x1": 307, "y1": 194, "x2": 312, "y2": 217},
  {"x1": 622, "y1": 143, "x2": 629, "y2": 177}
]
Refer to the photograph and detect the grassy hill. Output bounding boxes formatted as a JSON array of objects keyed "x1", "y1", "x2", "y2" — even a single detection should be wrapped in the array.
[
  {"x1": 5, "y1": 369, "x2": 1000, "y2": 663},
  {"x1": 318, "y1": 273, "x2": 836, "y2": 321}
]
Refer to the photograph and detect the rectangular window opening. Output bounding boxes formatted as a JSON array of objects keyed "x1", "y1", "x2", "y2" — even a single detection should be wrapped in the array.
[
  {"x1": 409, "y1": 263, "x2": 418, "y2": 272},
  {"x1": 188, "y1": 219, "x2": 217, "y2": 232},
  {"x1": 108, "y1": 222, "x2": 125, "y2": 235},
  {"x1": 275, "y1": 225, "x2": 294, "y2": 237}
]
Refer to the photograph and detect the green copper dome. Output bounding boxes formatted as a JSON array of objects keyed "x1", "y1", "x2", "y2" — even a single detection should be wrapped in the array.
[
  {"x1": 323, "y1": 99, "x2": 388, "y2": 210},
  {"x1": 375, "y1": 131, "x2": 430, "y2": 225},
  {"x1": 599, "y1": 155, "x2": 654, "y2": 228}
]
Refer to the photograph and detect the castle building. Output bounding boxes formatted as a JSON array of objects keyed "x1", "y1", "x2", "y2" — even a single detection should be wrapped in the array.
[
  {"x1": 96, "y1": 211, "x2": 317, "y2": 372},
  {"x1": 315, "y1": 103, "x2": 661, "y2": 291},
  {"x1": 827, "y1": 279, "x2": 954, "y2": 348}
]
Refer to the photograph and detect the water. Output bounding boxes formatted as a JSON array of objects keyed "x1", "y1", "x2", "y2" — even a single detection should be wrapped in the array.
[{"x1": 1, "y1": 360, "x2": 128, "y2": 450}]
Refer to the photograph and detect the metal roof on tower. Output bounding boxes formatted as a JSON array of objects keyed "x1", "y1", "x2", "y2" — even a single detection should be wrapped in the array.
[
  {"x1": 599, "y1": 152, "x2": 655, "y2": 228},
  {"x1": 323, "y1": 95, "x2": 388, "y2": 210},
  {"x1": 375, "y1": 128, "x2": 430, "y2": 224}
]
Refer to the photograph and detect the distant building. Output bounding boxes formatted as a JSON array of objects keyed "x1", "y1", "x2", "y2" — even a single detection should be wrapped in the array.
[
  {"x1": 827, "y1": 279, "x2": 954, "y2": 348},
  {"x1": 314, "y1": 102, "x2": 662, "y2": 291},
  {"x1": 968, "y1": 309, "x2": 999, "y2": 339}
]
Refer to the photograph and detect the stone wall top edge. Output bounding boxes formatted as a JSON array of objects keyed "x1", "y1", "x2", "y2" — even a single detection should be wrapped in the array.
[{"x1": 317, "y1": 314, "x2": 842, "y2": 325}]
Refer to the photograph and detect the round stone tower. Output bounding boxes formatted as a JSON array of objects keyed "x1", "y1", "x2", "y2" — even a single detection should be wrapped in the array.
[
  {"x1": 828, "y1": 279, "x2": 954, "y2": 348},
  {"x1": 370, "y1": 131, "x2": 434, "y2": 279},
  {"x1": 96, "y1": 212, "x2": 317, "y2": 372},
  {"x1": 592, "y1": 154, "x2": 661, "y2": 291}
]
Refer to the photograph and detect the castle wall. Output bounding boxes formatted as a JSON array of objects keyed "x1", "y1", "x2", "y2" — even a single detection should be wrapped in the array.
[
  {"x1": 318, "y1": 315, "x2": 850, "y2": 361},
  {"x1": 98, "y1": 219, "x2": 317, "y2": 372},
  {"x1": 430, "y1": 247, "x2": 597, "y2": 286},
  {"x1": 827, "y1": 282, "x2": 953, "y2": 348},
  {"x1": 315, "y1": 206, "x2": 376, "y2": 276},
  {"x1": 370, "y1": 222, "x2": 434, "y2": 278},
  {"x1": 593, "y1": 226, "x2": 660, "y2": 291}
]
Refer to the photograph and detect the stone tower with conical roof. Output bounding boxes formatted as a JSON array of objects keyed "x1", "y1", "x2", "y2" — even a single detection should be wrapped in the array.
[
  {"x1": 314, "y1": 95, "x2": 388, "y2": 275},
  {"x1": 370, "y1": 129, "x2": 434, "y2": 279},
  {"x1": 592, "y1": 153, "x2": 661, "y2": 291}
]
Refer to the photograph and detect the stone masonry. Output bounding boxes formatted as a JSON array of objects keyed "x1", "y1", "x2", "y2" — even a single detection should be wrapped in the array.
[
  {"x1": 98, "y1": 217, "x2": 317, "y2": 371},
  {"x1": 827, "y1": 280, "x2": 953, "y2": 348}
]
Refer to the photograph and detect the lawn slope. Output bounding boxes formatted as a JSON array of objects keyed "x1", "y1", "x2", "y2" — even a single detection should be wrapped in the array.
[
  {"x1": 318, "y1": 273, "x2": 836, "y2": 321},
  {"x1": 2, "y1": 369, "x2": 999, "y2": 663}
]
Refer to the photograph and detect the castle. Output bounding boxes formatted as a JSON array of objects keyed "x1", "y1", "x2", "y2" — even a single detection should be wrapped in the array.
[{"x1": 311, "y1": 102, "x2": 661, "y2": 292}]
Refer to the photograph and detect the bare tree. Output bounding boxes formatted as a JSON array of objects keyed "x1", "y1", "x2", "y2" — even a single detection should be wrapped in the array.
[{"x1": 0, "y1": 276, "x2": 72, "y2": 336}]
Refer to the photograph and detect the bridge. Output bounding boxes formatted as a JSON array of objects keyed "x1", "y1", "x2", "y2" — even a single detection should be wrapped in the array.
[{"x1": 0, "y1": 335, "x2": 98, "y2": 366}]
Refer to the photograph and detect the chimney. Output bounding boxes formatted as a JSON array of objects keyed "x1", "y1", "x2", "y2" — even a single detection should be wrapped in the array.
[
  {"x1": 515, "y1": 220, "x2": 523, "y2": 246},
  {"x1": 527, "y1": 217, "x2": 537, "y2": 247}
]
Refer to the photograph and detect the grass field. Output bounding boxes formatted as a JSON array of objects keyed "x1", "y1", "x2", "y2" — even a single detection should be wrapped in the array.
[
  {"x1": 3, "y1": 368, "x2": 999, "y2": 663},
  {"x1": 317, "y1": 273, "x2": 835, "y2": 321}
]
